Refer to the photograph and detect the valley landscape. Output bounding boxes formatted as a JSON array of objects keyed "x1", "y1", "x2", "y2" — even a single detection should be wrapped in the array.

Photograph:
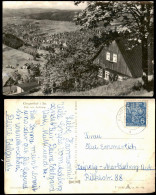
[
  {"x1": 3, "y1": 8, "x2": 81, "y2": 95},
  {"x1": 2, "y1": 2, "x2": 154, "y2": 96}
]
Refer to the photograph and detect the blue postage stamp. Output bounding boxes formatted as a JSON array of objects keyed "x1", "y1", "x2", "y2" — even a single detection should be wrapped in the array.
[{"x1": 126, "y1": 102, "x2": 146, "y2": 126}]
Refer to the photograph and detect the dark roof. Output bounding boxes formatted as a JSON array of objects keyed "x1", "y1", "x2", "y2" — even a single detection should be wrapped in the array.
[
  {"x1": 92, "y1": 45, "x2": 104, "y2": 62},
  {"x1": 16, "y1": 82, "x2": 39, "y2": 91},
  {"x1": 116, "y1": 39, "x2": 142, "y2": 78}
]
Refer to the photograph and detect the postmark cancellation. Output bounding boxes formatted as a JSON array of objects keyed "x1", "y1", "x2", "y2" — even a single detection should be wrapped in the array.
[{"x1": 116, "y1": 100, "x2": 148, "y2": 135}]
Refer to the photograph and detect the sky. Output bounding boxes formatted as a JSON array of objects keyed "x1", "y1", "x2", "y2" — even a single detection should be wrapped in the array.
[{"x1": 3, "y1": 1, "x2": 87, "y2": 10}]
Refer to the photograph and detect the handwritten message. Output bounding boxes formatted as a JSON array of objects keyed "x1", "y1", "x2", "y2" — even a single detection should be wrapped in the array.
[{"x1": 5, "y1": 101, "x2": 77, "y2": 192}]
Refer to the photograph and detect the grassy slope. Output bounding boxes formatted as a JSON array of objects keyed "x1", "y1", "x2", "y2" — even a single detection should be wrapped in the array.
[
  {"x1": 3, "y1": 45, "x2": 33, "y2": 67},
  {"x1": 3, "y1": 44, "x2": 46, "y2": 77},
  {"x1": 26, "y1": 78, "x2": 153, "y2": 96}
]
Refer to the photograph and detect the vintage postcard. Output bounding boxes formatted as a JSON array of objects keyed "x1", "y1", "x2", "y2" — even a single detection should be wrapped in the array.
[
  {"x1": 4, "y1": 99, "x2": 155, "y2": 193},
  {"x1": 2, "y1": 1, "x2": 154, "y2": 96}
]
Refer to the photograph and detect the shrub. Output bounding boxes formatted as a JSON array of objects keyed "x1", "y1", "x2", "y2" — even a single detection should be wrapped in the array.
[
  {"x1": 42, "y1": 84, "x2": 52, "y2": 94},
  {"x1": 132, "y1": 81, "x2": 142, "y2": 91}
]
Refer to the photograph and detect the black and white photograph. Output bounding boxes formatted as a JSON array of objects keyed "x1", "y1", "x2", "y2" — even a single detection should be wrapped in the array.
[{"x1": 2, "y1": 1, "x2": 154, "y2": 96}]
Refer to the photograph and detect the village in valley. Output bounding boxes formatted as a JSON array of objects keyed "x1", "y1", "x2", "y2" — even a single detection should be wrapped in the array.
[
  {"x1": 2, "y1": 1, "x2": 154, "y2": 96},
  {"x1": 3, "y1": 16, "x2": 80, "y2": 95}
]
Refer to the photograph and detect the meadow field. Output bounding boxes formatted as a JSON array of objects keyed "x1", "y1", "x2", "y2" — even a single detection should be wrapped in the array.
[
  {"x1": 3, "y1": 45, "x2": 33, "y2": 68},
  {"x1": 3, "y1": 44, "x2": 46, "y2": 79}
]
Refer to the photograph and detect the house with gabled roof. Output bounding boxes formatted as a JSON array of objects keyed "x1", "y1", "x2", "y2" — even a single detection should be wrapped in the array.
[
  {"x1": 93, "y1": 38, "x2": 154, "y2": 81},
  {"x1": 16, "y1": 81, "x2": 40, "y2": 94}
]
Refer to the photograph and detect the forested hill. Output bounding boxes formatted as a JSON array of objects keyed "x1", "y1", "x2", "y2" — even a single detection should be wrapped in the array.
[
  {"x1": 3, "y1": 33, "x2": 24, "y2": 49},
  {"x1": 25, "y1": 10, "x2": 80, "y2": 21},
  {"x1": 3, "y1": 8, "x2": 80, "y2": 21},
  {"x1": 3, "y1": 8, "x2": 55, "y2": 17}
]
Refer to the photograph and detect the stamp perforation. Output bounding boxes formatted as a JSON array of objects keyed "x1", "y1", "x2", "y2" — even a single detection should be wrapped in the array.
[{"x1": 124, "y1": 100, "x2": 148, "y2": 128}]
